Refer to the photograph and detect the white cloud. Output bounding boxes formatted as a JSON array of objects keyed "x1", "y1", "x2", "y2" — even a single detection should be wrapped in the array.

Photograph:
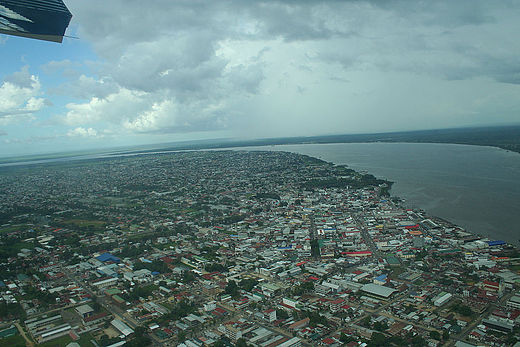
[
  {"x1": 123, "y1": 100, "x2": 176, "y2": 133},
  {"x1": 67, "y1": 127, "x2": 98, "y2": 137},
  {"x1": 53, "y1": 0, "x2": 520, "y2": 140},
  {"x1": 62, "y1": 88, "x2": 147, "y2": 126},
  {"x1": 0, "y1": 67, "x2": 46, "y2": 125}
]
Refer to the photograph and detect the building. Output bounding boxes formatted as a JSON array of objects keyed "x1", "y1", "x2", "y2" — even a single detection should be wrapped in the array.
[
  {"x1": 288, "y1": 318, "x2": 309, "y2": 331},
  {"x1": 373, "y1": 274, "x2": 388, "y2": 285},
  {"x1": 483, "y1": 318, "x2": 514, "y2": 333},
  {"x1": 263, "y1": 309, "x2": 277, "y2": 323},
  {"x1": 330, "y1": 298, "x2": 345, "y2": 312},
  {"x1": 278, "y1": 337, "x2": 302, "y2": 347},
  {"x1": 75, "y1": 304, "x2": 94, "y2": 319},
  {"x1": 433, "y1": 292, "x2": 452, "y2": 307},
  {"x1": 93, "y1": 277, "x2": 118, "y2": 289},
  {"x1": 111, "y1": 319, "x2": 134, "y2": 337},
  {"x1": 360, "y1": 283, "x2": 397, "y2": 300},
  {"x1": 507, "y1": 295, "x2": 520, "y2": 309}
]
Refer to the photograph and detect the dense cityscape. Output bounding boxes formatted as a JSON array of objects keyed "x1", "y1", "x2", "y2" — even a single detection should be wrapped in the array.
[{"x1": 0, "y1": 151, "x2": 519, "y2": 347}]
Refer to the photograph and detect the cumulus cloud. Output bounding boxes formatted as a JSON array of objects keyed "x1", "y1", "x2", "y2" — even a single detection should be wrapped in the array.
[
  {"x1": 0, "y1": 67, "x2": 46, "y2": 125},
  {"x1": 67, "y1": 127, "x2": 98, "y2": 137}
]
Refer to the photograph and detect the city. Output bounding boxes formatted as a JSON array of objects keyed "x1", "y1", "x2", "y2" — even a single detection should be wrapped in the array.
[{"x1": 0, "y1": 150, "x2": 519, "y2": 346}]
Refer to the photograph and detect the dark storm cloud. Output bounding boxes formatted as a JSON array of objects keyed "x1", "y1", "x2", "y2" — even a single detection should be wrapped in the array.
[{"x1": 59, "y1": 0, "x2": 520, "y2": 137}]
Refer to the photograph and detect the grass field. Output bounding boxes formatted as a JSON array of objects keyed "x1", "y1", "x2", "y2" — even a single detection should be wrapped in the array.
[
  {"x1": 0, "y1": 224, "x2": 32, "y2": 234},
  {"x1": 62, "y1": 219, "x2": 107, "y2": 229},
  {"x1": 0, "y1": 334, "x2": 26, "y2": 347},
  {"x1": 38, "y1": 332, "x2": 96, "y2": 347}
]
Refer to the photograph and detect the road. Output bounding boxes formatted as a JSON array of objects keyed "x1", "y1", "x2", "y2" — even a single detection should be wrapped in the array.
[
  {"x1": 309, "y1": 214, "x2": 319, "y2": 259},
  {"x1": 447, "y1": 291, "x2": 515, "y2": 346},
  {"x1": 15, "y1": 322, "x2": 34, "y2": 347},
  {"x1": 353, "y1": 213, "x2": 381, "y2": 259}
]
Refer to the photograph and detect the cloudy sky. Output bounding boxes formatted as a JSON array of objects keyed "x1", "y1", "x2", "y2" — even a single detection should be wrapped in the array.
[{"x1": 1, "y1": 0, "x2": 520, "y2": 156}]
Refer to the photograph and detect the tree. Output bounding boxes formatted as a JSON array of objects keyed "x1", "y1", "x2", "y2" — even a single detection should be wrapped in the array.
[
  {"x1": 236, "y1": 338, "x2": 248, "y2": 347},
  {"x1": 239, "y1": 278, "x2": 259, "y2": 292},
  {"x1": 340, "y1": 333, "x2": 355, "y2": 343},
  {"x1": 276, "y1": 309, "x2": 289, "y2": 319},
  {"x1": 442, "y1": 330, "x2": 450, "y2": 341},
  {"x1": 225, "y1": 280, "x2": 239, "y2": 298},
  {"x1": 429, "y1": 330, "x2": 441, "y2": 340},
  {"x1": 368, "y1": 332, "x2": 387, "y2": 347},
  {"x1": 126, "y1": 326, "x2": 151, "y2": 347},
  {"x1": 373, "y1": 321, "x2": 388, "y2": 332}
]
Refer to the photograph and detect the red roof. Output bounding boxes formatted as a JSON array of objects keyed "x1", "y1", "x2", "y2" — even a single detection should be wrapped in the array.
[
  {"x1": 160, "y1": 256, "x2": 174, "y2": 264},
  {"x1": 84, "y1": 312, "x2": 108, "y2": 322},
  {"x1": 215, "y1": 307, "x2": 226, "y2": 314}
]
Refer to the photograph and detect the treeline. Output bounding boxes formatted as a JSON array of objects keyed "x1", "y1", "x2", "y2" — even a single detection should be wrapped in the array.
[{"x1": 303, "y1": 174, "x2": 392, "y2": 194}]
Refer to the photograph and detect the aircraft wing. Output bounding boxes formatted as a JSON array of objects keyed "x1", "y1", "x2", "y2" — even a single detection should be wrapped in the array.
[{"x1": 0, "y1": 0, "x2": 72, "y2": 43}]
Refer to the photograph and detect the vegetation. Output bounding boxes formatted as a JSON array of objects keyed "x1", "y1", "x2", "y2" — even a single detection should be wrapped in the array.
[
  {"x1": 254, "y1": 192, "x2": 280, "y2": 200},
  {"x1": 0, "y1": 334, "x2": 25, "y2": 347},
  {"x1": 0, "y1": 303, "x2": 26, "y2": 320},
  {"x1": 239, "y1": 278, "x2": 259, "y2": 292},
  {"x1": 429, "y1": 330, "x2": 441, "y2": 340},
  {"x1": 124, "y1": 284, "x2": 158, "y2": 302},
  {"x1": 134, "y1": 259, "x2": 170, "y2": 274},
  {"x1": 450, "y1": 303, "x2": 474, "y2": 317},
  {"x1": 156, "y1": 300, "x2": 197, "y2": 324},
  {"x1": 303, "y1": 174, "x2": 391, "y2": 190},
  {"x1": 225, "y1": 280, "x2": 240, "y2": 298},
  {"x1": 205, "y1": 263, "x2": 228, "y2": 273},
  {"x1": 276, "y1": 309, "x2": 289, "y2": 319},
  {"x1": 292, "y1": 281, "x2": 314, "y2": 296},
  {"x1": 126, "y1": 326, "x2": 152, "y2": 346},
  {"x1": 310, "y1": 239, "x2": 320, "y2": 258},
  {"x1": 301, "y1": 310, "x2": 328, "y2": 327}
]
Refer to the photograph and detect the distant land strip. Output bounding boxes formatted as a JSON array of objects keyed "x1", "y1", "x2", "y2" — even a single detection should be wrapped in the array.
[
  {"x1": 1, "y1": 125, "x2": 519, "y2": 165},
  {"x1": 141, "y1": 125, "x2": 520, "y2": 155}
]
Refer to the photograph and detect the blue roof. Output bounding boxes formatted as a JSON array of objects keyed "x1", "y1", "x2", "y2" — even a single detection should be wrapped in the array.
[
  {"x1": 375, "y1": 274, "x2": 387, "y2": 281},
  {"x1": 488, "y1": 240, "x2": 506, "y2": 246},
  {"x1": 151, "y1": 271, "x2": 160, "y2": 276},
  {"x1": 96, "y1": 252, "x2": 120, "y2": 263}
]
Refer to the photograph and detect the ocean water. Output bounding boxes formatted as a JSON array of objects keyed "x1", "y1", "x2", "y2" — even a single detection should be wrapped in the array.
[{"x1": 242, "y1": 143, "x2": 520, "y2": 245}]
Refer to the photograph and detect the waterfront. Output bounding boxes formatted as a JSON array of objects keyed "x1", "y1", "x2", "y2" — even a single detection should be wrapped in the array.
[
  {"x1": 243, "y1": 143, "x2": 520, "y2": 245},
  {"x1": 2, "y1": 141, "x2": 519, "y2": 245}
]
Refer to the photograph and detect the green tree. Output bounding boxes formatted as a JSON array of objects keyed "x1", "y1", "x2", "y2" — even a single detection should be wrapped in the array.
[
  {"x1": 429, "y1": 330, "x2": 441, "y2": 340},
  {"x1": 178, "y1": 331, "x2": 186, "y2": 343},
  {"x1": 368, "y1": 332, "x2": 387, "y2": 347},
  {"x1": 225, "y1": 280, "x2": 240, "y2": 298},
  {"x1": 442, "y1": 330, "x2": 450, "y2": 341}
]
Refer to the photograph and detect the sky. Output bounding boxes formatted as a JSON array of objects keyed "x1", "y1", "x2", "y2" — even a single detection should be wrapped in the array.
[{"x1": 1, "y1": 0, "x2": 520, "y2": 157}]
